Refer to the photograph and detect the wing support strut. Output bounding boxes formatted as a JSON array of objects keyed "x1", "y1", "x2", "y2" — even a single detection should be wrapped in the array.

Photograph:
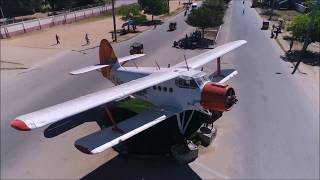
[
  {"x1": 176, "y1": 110, "x2": 195, "y2": 135},
  {"x1": 104, "y1": 104, "x2": 124, "y2": 133}
]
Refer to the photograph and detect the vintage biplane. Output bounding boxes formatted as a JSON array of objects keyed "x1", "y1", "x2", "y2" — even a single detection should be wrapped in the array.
[{"x1": 11, "y1": 39, "x2": 246, "y2": 156}]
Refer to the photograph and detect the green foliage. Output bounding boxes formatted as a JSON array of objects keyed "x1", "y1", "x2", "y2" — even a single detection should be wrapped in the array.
[
  {"x1": 186, "y1": 0, "x2": 225, "y2": 31},
  {"x1": 1, "y1": 0, "x2": 111, "y2": 17},
  {"x1": 1, "y1": 0, "x2": 44, "y2": 17},
  {"x1": 117, "y1": 98, "x2": 152, "y2": 113},
  {"x1": 138, "y1": 0, "x2": 168, "y2": 19},
  {"x1": 202, "y1": 0, "x2": 225, "y2": 12},
  {"x1": 132, "y1": 14, "x2": 148, "y2": 24},
  {"x1": 288, "y1": 12, "x2": 320, "y2": 43},
  {"x1": 118, "y1": 4, "x2": 141, "y2": 19}
]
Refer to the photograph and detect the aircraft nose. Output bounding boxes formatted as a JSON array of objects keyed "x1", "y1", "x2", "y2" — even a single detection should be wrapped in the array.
[
  {"x1": 200, "y1": 82, "x2": 237, "y2": 111},
  {"x1": 10, "y1": 119, "x2": 31, "y2": 131}
]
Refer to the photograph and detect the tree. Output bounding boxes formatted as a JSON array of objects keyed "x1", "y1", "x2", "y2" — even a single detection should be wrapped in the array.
[
  {"x1": 118, "y1": 4, "x2": 141, "y2": 19},
  {"x1": 1, "y1": 0, "x2": 43, "y2": 17},
  {"x1": 138, "y1": 0, "x2": 168, "y2": 22},
  {"x1": 186, "y1": 2, "x2": 224, "y2": 37},
  {"x1": 288, "y1": 13, "x2": 320, "y2": 50}
]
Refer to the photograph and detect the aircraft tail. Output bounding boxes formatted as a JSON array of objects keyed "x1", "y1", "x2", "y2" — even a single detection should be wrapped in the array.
[{"x1": 99, "y1": 39, "x2": 118, "y2": 79}]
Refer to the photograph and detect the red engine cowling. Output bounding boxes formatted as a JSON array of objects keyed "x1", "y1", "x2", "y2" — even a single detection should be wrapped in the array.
[{"x1": 200, "y1": 82, "x2": 237, "y2": 112}]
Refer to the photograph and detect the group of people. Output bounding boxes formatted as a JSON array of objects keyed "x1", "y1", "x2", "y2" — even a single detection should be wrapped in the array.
[
  {"x1": 270, "y1": 24, "x2": 281, "y2": 39},
  {"x1": 55, "y1": 33, "x2": 90, "y2": 45}
]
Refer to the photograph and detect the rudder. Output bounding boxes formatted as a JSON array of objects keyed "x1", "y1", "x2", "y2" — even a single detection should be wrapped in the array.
[{"x1": 99, "y1": 39, "x2": 117, "y2": 79}]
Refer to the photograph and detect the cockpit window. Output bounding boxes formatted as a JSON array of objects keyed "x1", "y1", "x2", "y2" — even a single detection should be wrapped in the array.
[{"x1": 175, "y1": 78, "x2": 198, "y2": 89}]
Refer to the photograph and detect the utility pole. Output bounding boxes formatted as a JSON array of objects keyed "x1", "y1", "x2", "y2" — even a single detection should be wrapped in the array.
[
  {"x1": 269, "y1": 0, "x2": 275, "y2": 20},
  {"x1": 111, "y1": 0, "x2": 117, "y2": 42},
  {"x1": 292, "y1": 0, "x2": 319, "y2": 74}
]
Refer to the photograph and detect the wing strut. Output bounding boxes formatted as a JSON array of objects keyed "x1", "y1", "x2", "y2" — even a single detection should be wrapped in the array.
[{"x1": 104, "y1": 104, "x2": 124, "y2": 133}]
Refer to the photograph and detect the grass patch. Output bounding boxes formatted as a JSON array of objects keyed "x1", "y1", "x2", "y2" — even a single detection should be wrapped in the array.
[{"x1": 117, "y1": 97, "x2": 153, "y2": 113}]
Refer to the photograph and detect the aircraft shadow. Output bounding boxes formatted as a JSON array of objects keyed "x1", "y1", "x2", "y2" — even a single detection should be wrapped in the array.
[
  {"x1": 44, "y1": 104, "x2": 207, "y2": 179},
  {"x1": 81, "y1": 155, "x2": 201, "y2": 180},
  {"x1": 80, "y1": 110, "x2": 206, "y2": 179}
]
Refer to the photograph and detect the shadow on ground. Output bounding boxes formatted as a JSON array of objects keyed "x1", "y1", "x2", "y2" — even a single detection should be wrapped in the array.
[
  {"x1": 81, "y1": 155, "x2": 201, "y2": 180},
  {"x1": 44, "y1": 103, "x2": 208, "y2": 179},
  {"x1": 280, "y1": 50, "x2": 320, "y2": 66}
]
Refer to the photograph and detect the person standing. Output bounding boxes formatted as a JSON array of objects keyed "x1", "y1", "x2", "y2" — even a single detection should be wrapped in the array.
[
  {"x1": 55, "y1": 34, "x2": 60, "y2": 44},
  {"x1": 270, "y1": 30, "x2": 274, "y2": 38},
  {"x1": 274, "y1": 27, "x2": 279, "y2": 38},
  {"x1": 85, "y1": 33, "x2": 90, "y2": 45}
]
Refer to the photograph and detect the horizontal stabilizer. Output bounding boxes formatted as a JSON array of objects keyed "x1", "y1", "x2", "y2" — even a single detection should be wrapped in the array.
[
  {"x1": 70, "y1": 65, "x2": 109, "y2": 75},
  {"x1": 118, "y1": 54, "x2": 145, "y2": 63},
  {"x1": 74, "y1": 108, "x2": 176, "y2": 154},
  {"x1": 210, "y1": 69, "x2": 238, "y2": 83}
]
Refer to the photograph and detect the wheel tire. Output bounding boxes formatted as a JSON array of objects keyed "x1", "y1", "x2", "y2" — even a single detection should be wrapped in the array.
[
  {"x1": 198, "y1": 126, "x2": 217, "y2": 147},
  {"x1": 171, "y1": 141, "x2": 198, "y2": 164}
]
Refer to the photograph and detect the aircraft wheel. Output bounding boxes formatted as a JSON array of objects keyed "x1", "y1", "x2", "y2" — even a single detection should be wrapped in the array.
[
  {"x1": 171, "y1": 140, "x2": 198, "y2": 164},
  {"x1": 198, "y1": 125, "x2": 217, "y2": 147}
]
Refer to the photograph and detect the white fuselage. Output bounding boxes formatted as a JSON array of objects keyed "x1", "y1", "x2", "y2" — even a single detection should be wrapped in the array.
[{"x1": 111, "y1": 66, "x2": 209, "y2": 111}]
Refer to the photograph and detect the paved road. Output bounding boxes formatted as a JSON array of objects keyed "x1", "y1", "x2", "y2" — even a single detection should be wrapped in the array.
[
  {"x1": 189, "y1": 0, "x2": 319, "y2": 179},
  {"x1": 1, "y1": 0, "x2": 319, "y2": 179}
]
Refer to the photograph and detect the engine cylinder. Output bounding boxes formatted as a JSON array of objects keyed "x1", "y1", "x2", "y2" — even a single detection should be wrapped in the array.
[{"x1": 201, "y1": 82, "x2": 237, "y2": 111}]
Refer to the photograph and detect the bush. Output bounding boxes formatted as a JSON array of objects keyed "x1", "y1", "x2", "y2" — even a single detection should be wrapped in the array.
[{"x1": 132, "y1": 14, "x2": 148, "y2": 24}]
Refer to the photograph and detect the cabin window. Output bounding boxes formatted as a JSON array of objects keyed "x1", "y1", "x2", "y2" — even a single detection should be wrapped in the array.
[
  {"x1": 158, "y1": 86, "x2": 162, "y2": 91},
  {"x1": 153, "y1": 86, "x2": 156, "y2": 90},
  {"x1": 175, "y1": 78, "x2": 198, "y2": 89},
  {"x1": 169, "y1": 88, "x2": 173, "y2": 92},
  {"x1": 163, "y1": 87, "x2": 167, "y2": 92}
]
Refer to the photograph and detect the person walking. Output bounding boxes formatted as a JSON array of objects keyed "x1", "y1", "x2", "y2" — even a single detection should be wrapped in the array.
[
  {"x1": 55, "y1": 34, "x2": 60, "y2": 44},
  {"x1": 242, "y1": 9, "x2": 245, "y2": 15},
  {"x1": 85, "y1": 33, "x2": 90, "y2": 45}
]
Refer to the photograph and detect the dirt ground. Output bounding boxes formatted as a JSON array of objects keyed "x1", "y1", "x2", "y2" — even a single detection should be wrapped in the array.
[{"x1": 0, "y1": 0, "x2": 187, "y2": 70}]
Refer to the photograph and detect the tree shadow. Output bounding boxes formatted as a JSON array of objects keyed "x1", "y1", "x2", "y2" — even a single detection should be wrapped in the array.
[{"x1": 280, "y1": 50, "x2": 320, "y2": 66}]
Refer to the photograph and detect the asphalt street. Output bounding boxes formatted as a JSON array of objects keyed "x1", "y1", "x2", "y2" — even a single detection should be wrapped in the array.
[{"x1": 1, "y1": 0, "x2": 319, "y2": 179}]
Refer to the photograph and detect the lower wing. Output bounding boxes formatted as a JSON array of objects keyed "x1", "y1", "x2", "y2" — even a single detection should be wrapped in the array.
[{"x1": 75, "y1": 107, "x2": 178, "y2": 154}]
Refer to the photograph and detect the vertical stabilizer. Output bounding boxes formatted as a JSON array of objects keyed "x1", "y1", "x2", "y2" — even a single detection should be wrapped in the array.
[{"x1": 99, "y1": 39, "x2": 117, "y2": 79}]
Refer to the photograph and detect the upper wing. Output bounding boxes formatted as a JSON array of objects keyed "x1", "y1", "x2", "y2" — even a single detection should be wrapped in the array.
[
  {"x1": 11, "y1": 71, "x2": 179, "y2": 131},
  {"x1": 175, "y1": 40, "x2": 247, "y2": 69}
]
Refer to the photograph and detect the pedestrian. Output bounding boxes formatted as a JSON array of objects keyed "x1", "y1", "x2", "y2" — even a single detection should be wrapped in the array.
[
  {"x1": 55, "y1": 34, "x2": 60, "y2": 44},
  {"x1": 153, "y1": 23, "x2": 157, "y2": 29},
  {"x1": 289, "y1": 39, "x2": 294, "y2": 52},
  {"x1": 274, "y1": 28, "x2": 279, "y2": 38},
  {"x1": 85, "y1": 33, "x2": 90, "y2": 45},
  {"x1": 242, "y1": 9, "x2": 245, "y2": 15},
  {"x1": 243, "y1": 0, "x2": 245, "y2": 4},
  {"x1": 179, "y1": 1, "x2": 180, "y2": 5},
  {"x1": 184, "y1": 10, "x2": 187, "y2": 16},
  {"x1": 270, "y1": 30, "x2": 274, "y2": 38},
  {"x1": 272, "y1": 24, "x2": 275, "y2": 31}
]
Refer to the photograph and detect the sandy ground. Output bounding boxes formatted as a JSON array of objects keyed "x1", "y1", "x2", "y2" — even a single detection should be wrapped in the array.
[{"x1": 0, "y1": 1, "x2": 186, "y2": 71}]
